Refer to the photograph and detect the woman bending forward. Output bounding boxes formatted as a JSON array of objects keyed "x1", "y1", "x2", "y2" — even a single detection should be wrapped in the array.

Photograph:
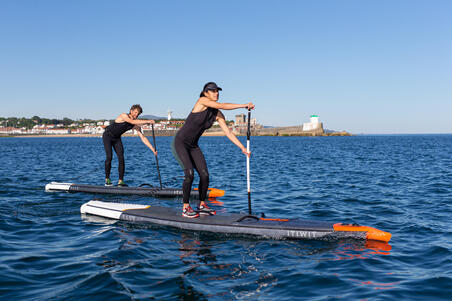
[{"x1": 172, "y1": 82, "x2": 255, "y2": 218}]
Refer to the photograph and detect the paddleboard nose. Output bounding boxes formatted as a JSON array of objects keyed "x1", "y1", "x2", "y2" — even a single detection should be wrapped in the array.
[
  {"x1": 333, "y1": 223, "x2": 392, "y2": 242},
  {"x1": 194, "y1": 187, "x2": 225, "y2": 198},
  {"x1": 207, "y1": 188, "x2": 225, "y2": 198}
]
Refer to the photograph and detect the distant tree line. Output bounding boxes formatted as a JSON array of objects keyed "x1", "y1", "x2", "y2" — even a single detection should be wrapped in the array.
[
  {"x1": 0, "y1": 116, "x2": 234, "y2": 129},
  {"x1": 0, "y1": 116, "x2": 103, "y2": 129}
]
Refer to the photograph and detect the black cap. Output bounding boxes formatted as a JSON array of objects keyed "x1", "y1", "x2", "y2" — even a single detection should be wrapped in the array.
[{"x1": 203, "y1": 82, "x2": 222, "y2": 92}]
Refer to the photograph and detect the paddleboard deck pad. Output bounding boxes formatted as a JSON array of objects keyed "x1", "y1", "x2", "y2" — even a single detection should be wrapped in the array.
[
  {"x1": 46, "y1": 182, "x2": 224, "y2": 198},
  {"x1": 80, "y1": 200, "x2": 391, "y2": 242}
]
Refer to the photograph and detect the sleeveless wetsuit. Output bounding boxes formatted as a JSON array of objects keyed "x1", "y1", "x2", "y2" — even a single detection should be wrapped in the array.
[
  {"x1": 172, "y1": 107, "x2": 219, "y2": 204},
  {"x1": 103, "y1": 121, "x2": 135, "y2": 180}
]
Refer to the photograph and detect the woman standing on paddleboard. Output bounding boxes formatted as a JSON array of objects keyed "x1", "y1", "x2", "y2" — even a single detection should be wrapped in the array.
[
  {"x1": 103, "y1": 104, "x2": 157, "y2": 186},
  {"x1": 172, "y1": 82, "x2": 255, "y2": 218}
]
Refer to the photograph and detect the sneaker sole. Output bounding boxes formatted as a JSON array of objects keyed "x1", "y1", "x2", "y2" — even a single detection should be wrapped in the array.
[{"x1": 182, "y1": 213, "x2": 199, "y2": 218}]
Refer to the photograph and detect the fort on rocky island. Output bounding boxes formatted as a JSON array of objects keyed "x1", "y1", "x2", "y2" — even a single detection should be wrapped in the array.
[{"x1": 206, "y1": 114, "x2": 351, "y2": 137}]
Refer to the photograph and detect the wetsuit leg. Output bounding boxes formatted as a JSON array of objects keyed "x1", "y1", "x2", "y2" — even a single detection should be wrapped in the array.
[
  {"x1": 172, "y1": 138, "x2": 195, "y2": 204},
  {"x1": 190, "y1": 147, "x2": 209, "y2": 203},
  {"x1": 113, "y1": 138, "x2": 125, "y2": 180},
  {"x1": 102, "y1": 132, "x2": 113, "y2": 179}
]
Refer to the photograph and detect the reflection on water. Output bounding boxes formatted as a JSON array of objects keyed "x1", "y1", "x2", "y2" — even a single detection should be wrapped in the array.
[
  {"x1": 208, "y1": 197, "x2": 224, "y2": 206},
  {"x1": 81, "y1": 213, "x2": 117, "y2": 225},
  {"x1": 175, "y1": 233, "x2": 280, "y2": 299},
  {"x1": 172, "y1": 231, "x2": 393, "y2": 298},
  {"x1": 349, "y1": 279, "x2": 401, "y2": 290},
  {"x1": 332, "y1": 240, "x2": 392, "y2": 260}
]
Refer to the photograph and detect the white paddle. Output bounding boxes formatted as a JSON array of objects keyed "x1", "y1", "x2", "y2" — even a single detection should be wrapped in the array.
[{"x1": 247, "y1": 108, "x2": 252, "y2": 214}]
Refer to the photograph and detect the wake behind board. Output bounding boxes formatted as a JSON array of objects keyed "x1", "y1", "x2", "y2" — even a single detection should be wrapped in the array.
[
  {"x1": 80, "y1": 200, "x2": 391, "y2": 242},
  {"x1": 46, "y1": 182, "x2": 224, "y2": 198}
]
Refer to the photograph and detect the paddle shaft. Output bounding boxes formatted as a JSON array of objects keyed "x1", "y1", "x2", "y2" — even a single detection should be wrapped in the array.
[
  {"x1": 247, "y1": 109, "x2": 251, "y2": 214},
  {"x1": 151, "y1": 124, "x2": 163, "y2": 188}
]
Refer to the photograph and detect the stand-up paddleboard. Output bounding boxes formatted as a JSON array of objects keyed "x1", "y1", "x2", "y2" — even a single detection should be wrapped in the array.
[
  {"x1": 80, "y1": 200, "x2": 391, "y2": 242},
  {"x1": 45, "y1": 182, "x2": 225, "y2": 198},
  {"x1": 79, "y1": 110, "x2": 391, "y2": 243}
]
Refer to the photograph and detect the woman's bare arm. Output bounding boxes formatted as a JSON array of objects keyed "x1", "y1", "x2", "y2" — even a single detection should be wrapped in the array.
[
  {"x1": 196, "y1": 98, "x2": 254, "y2": 111},
  {"x1": 134, "y1": 126, "x2": 157, "y2": 155},
  {"x1": 216, "y1": 112, "x2": 250, "y2": 157},
  {"x1": 117, "y1": 113, "x2": 155, "y2": 125}
]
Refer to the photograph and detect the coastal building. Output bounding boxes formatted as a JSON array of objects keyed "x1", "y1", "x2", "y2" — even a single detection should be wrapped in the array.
[
  {"x1": 141, "y1": 120, "x2": 185, "y2": 136},
  {"x1": 96, "y1": 121, "x2": 110, "y2": 126},
  {"x1": 94, "y1": 126, "x2": 106, "y2": 134},
  {"x1": 46, "y1": 128, "x2": 70, "y2": 135},
  {"x1": 235, "y1": 114, "x2": 257, "y2": 127},
  {"x1": 302, "y1": 115, "x2": 322, "y2": 131},
  {"x1": 158, "y1": 120, "x2": 184, "y2": 130},
  {"x1": 235, "y1": 114, "x2": 246, "y2": 125},
  {"x1": 0, "y1": 127, "x2": 23, "y2": 134},
  {"x1": 232, "y1": 114, "x2": 260, "y2": 134},
  {"x1": 70, "y1": 128, "x2": 85, "y2": 134},
  {"x1": 142, "y1": 123, "x2": 162, "y2": 130}
]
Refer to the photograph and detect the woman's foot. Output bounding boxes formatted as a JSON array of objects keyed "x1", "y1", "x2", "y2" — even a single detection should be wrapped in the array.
[
  {"x1": 105, "y1": 178, "x2": 113, "y2": 186},
  {"x1": 182, "y1": 206, "x2": 199, "y2": 218},
  {"x1": 117, "y1": 180, "x2": 128, "y2": 187},
  {"x1": 198, "y1": 203, "x2": 216, "y2": 215}
]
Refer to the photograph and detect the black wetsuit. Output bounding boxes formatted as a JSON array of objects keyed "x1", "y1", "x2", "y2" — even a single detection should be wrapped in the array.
[
  {"x1": 103, "y1": 121, "x2": 134, "y2": 180},
  {"x1": 172, "y1": 107, "x2": 219, "y2": 204}
]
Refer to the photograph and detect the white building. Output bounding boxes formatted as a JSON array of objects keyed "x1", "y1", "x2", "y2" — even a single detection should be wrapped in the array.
[
  {"x1": 94, "y1": 126, "x2": 106, "y2": 134},
  {"x1": 46, "y1": 128, "x2": 70, "y2": 135},
  {"x1": 0, "y1": 127, "x2": 23, "y2": 134},
  {"x1": 150, "y1": 123, "x2": 163, "y2": 130},
  {"x1": 302, "y1": 115, "x2": 321, "y2": 131}
]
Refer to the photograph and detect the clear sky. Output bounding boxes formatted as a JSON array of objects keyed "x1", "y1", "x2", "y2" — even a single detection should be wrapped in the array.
[{"x1": 0, "y1": 0, "x2": 451, "y2": 134}]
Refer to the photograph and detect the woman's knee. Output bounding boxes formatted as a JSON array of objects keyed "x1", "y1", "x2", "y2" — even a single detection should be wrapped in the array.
[
  {"x1": 199, "y1": 169, "x2": 209, "y2": 182},
  {"x1": 183, "y1": 169, "x2": 194, "y2": 183}
]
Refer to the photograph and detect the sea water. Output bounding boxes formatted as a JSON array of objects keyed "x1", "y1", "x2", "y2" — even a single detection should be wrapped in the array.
[{"x1": 0, "y1": 135, "x2": 451, "y2": 300}]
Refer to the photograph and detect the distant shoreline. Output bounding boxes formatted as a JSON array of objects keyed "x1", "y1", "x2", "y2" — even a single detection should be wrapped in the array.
[
  {"x1": 2, "y1": 133, "x2": 451, "y2": 138},
  {"x1": 2, "y1": 131, "x2": 353, "y2": 138},
  {"x1": 5, "y1": 134, "x2": 103, "y2": 138}
]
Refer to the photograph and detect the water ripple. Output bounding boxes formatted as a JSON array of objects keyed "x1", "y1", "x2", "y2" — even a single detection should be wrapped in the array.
[{"x1": 0, "y1": 135, "x2": 451, "y2": 300}]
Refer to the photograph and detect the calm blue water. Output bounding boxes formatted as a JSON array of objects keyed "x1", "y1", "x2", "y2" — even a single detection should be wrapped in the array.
[{"x1": 1, "y1": 135, "x2": 451, "y2": 300}]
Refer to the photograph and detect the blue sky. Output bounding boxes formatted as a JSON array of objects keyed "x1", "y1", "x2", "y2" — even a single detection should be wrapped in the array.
[{"x1": 0, "y1": 0, "x2": 451, "y2": 133}]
